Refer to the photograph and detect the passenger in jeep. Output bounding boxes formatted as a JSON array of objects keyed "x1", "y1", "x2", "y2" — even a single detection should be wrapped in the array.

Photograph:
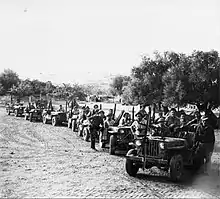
[
  {"x1": 150, "y1": 117, "x2": 170, "y2": 137},
  {"x1": 119, "y1": 112, "x2": 132, "y2": 126},
  {"x1": 165, "y1": 108, "x2": 180, "y2": 133},
  {"x1": 131, "y1": 111, "x2": 148, "y2": 137}
]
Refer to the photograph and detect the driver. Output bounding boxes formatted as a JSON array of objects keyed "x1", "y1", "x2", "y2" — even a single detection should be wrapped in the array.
[
  {"x1": 119, "y1": 112, "x2": 132, "y2": 126},
  {"x1": 165, "y1": 108, "x2": 180, "y2": 134},
  {"x1": 150, "y1": 117, "x2": 170, "y2": 137},
  {"x1": 131, "y1": 111, "x2": 148, "y2": 137}
]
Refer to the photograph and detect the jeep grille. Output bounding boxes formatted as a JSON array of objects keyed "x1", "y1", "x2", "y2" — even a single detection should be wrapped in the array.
[{"x1": 145, "y1": 140, "x2": 159, "y2": 157}]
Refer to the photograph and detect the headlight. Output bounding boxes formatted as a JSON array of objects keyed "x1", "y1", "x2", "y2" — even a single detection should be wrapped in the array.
[
  {"x1": 135, "y1": 140, "x2": 142, "y2": 146},
  {"x1": 119, "y1": 129, "x2": 125, "y2": 134},
  {"x1": 159, "y1": 142, "x2": 165, "y2": 149}
]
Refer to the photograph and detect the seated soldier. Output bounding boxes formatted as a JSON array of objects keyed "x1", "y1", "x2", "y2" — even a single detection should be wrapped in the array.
[
  {"x1": 150, "y1": 117, "x2": 170, "y2": 137},
  {"x1": 58, "y1": 105, "x2": 64, "y2": 112},
  {"x1": 165, "y1": 108, "x2": 180, "y2": 134},
  {"x1": 131, "y1": 111, "x2": 148, "y2": 137},
  {"x1": 92, "y1": 104, "x2": 99, "y2": 115},
  {"x1": 174, "y1": 113, "x2": 189, "y2": 138},
  {"x1": 119, "y1": 112, "x2": 132, "y2": 126}
]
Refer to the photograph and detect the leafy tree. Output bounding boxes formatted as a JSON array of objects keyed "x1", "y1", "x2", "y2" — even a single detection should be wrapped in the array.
[
  {"x1": 110, "y1": 75, "x2": 131, "y2": 96},
  {"x1": 0, "y1": 69, "x2": 20, "y2": 95}
]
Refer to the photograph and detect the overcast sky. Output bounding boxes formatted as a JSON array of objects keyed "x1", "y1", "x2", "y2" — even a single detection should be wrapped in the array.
[{"x1": 0, "y1": 0, "x2": 219, "y2": 84}]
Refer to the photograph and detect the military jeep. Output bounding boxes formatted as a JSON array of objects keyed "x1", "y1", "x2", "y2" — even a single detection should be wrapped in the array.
[
  {"x1": 125, "y1": 130, "x2": 204, "y2": 182},
  {"x1": 6, "y1": 103, "x2": 25, "y2": 117},
  {"x1": 27, "y1": 108, "x2": 44, "y2": 122},
  {"x1": 108, "y1": 126, "x2": 134, "y2": 155},
  {"x1": 42, "y1": 110, "x2": 67, "y2": 126}
]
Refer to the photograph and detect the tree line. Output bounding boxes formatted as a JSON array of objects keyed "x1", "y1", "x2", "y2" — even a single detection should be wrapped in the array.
[
  {"x1": 110, "y1": 50, "x2": 220, "y2": 109},
  {"x1": 1, "y1": 50, "x2": 219, "y2": 109},
  {"x1": 0, "y1": 69, "x2": 108, "y2": 101}
]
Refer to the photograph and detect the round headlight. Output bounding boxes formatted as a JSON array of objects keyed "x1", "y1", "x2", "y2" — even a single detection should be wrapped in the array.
[
  {"x1": 159, "y1": 142, "x2": 165, "y2": 149},
  {"x1": 135, "y1": 140, "x2": 142, "y2": 146}
]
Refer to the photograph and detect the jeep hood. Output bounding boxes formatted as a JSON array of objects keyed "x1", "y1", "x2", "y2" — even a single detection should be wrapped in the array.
[{"x1": 148, "y1": 136, "x2": 186, "y2": 148}]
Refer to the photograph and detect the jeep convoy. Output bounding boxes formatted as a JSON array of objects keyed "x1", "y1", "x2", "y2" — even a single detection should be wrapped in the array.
[{"x1": 5, "y1": 99, "x2": 210, "y2": 183}]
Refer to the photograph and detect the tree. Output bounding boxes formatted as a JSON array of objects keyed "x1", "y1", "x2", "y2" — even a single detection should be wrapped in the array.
[
  {"x1": 0, "y1": 69, "x2": 20, "y2": 95},
  {"x1": 110, "y1": 75, "x2": 131, "y2": 96}
]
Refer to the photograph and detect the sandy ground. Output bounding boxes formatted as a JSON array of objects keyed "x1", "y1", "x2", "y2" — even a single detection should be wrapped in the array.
[{"x1": 0, "y1": 107, "x2": 220, "y2": 198}]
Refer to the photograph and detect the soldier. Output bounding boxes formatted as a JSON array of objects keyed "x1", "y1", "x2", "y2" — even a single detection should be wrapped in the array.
[
  {"x1": 165, "y1": 108, "x2": 180, "y2": 134},
  {"x1": 92, "y1": 104, "x2": 99, "y2": 115},
  {"x1": 100, "y1": 113, "x2": 115, "y2": 148},
  {"x1": 58, "y1": 105, "x2": 64, "y2": 112},
  {"x1": 88, "y1": 110, "x2": 105, "y2": 150},
  {"x1": 119, "y1": 112, "x2": 132, "y2": 126},
  {"x1": 139, "y1": 105, "x2": 148, "y2": 119},
  {"x1": 150, "y1": 117, "x2": 170, "y2": 137},
  {"x1": 195, "y1": 115, "x2": 215, "y2": 174},
  {"x1": 131, "y1": 111, "x2": 148, "y2": 137}
]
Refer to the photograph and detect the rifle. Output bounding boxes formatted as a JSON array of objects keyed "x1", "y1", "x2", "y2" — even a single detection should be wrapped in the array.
[{"x1": 143, "y1": 105, "x2": 151, "y2": 170}]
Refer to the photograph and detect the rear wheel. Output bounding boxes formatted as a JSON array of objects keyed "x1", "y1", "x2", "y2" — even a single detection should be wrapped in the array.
[
  {"x1": 125, "y1": 149, "x2": 139, "y2": 176},
  {"x1": 6, "y1": 109, "x2": 10, "y2": 115},
  {"x1": 52, "y1": 116, "x2": 57, "y2": 126},
  {"x1": 109, "y1": 135, "x2": 117, "y2": 155},
  {"x1": 169, "y1": 154, "x2": 184, "y2": 182},
  {"x1": 15, "y1": 110, "x2": 18, "y2": 117}
]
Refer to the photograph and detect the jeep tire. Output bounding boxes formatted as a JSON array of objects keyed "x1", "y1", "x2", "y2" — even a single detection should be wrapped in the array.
[
  {"x1": 169, "y1": 154, "x2": 184, "y2": 182},
  {"x1": 52, "y1": 116, "x2": 57, "y2": 126},
  {"x1": 83, "y1": 127, "x2": 90, "y2": 142},
  {"x1": 15, "y1": 110, "x2": 18, "y2": 117},
  {"x1": 68, "y1": 119, "x2": 72, "y2": 128},
  {"x1": 109, "y1": 135, "x2": 117, "y2": 155},
  {"x1": 43, "y1": 115, "x2": 48, "y2": 124},
  {"x1": 125, "y1": 149, "x2": 139, "y2": 176}
]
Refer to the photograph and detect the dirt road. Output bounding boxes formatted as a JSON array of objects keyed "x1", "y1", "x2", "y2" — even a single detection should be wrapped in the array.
[{"x1": 0, "y1": 107, "x2": 220, "y2": 198}]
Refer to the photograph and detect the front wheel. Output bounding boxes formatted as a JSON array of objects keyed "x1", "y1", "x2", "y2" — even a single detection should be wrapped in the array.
[
  {"x1": 83, "y1": 127, "x2": 90, "y2": 142},
  {"x1": 125, "y1": 149, "x2": 139, "y2": 176},
  {"x1": 52, "y1": 116, "x2": 57, "y2": 126},
  {"x1": 6, "y1": 109, "x2": 10, "y2": 115},
  {"x1": 109, "y1": 135, "x2": 117, "y2": 155},
  {"x1": 15, "y1": 110, "x2": 18, "y2": 117},
  {"x1": 169, "y1": 154, "x2": 184, "y2": 182}
]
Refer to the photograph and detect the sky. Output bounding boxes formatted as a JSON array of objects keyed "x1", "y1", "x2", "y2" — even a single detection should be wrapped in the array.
[{"x1": 0, "y1": 0, "x2": 220, "y2": 85}]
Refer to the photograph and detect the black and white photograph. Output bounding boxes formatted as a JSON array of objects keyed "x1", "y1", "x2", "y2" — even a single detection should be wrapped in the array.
[{"x1": 0, "y1": 0, "x2": 220, "y2": 198}]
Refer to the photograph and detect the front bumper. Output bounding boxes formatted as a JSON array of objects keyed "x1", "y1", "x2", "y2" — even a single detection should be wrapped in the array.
[{"x1": 126, "y1": 155, "x2": 168, "y2": 165}]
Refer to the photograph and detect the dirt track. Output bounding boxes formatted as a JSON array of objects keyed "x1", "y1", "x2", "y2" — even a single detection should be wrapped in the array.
[{"x1": 0, "y1": 107, "x2": 220, "y2": 198}]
